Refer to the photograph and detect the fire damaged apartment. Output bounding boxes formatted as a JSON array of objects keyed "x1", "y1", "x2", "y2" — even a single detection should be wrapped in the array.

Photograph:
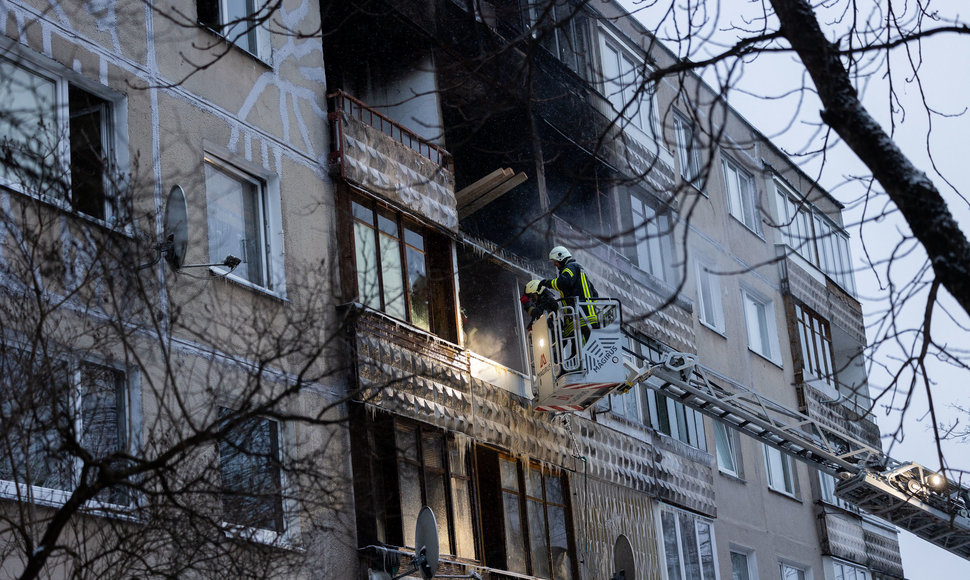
[{"x1": 4, "y1": 0, "x2": 962, "y2": 579}]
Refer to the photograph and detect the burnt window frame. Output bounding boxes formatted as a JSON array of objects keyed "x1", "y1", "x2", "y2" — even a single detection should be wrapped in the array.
[
  {"x1": 350, "y1": 410, "x2": 478, "y2": 562},
  {"x1": 475, "y1": 446, "x2": 577, "y2": 579}
]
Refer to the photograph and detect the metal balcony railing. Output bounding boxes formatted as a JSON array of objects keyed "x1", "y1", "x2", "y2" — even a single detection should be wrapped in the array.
[{"x1": 327, "y1": 90, "x2": 453, "y2": 172}]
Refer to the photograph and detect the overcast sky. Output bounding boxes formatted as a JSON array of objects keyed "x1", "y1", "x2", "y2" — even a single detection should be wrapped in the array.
[{"x1": 619, "y1": 0, "x2": 970, "y2": 575}]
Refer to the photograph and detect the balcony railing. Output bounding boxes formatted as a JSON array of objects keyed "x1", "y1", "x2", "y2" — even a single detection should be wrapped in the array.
[{"x1": 327, "y1": 90, "x2": 453, "y2": 171}]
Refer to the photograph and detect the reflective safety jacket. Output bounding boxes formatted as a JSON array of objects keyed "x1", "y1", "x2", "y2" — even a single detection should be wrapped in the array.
[{"x1": 542, "y1": 258, "x2": 599, "y2": 327}]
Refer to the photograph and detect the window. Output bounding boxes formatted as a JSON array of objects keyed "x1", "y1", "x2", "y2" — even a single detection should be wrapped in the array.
[
  {"x1": 658, "y1": 503, "x2": 717, "y2": 580},
  {"x1": 764, "y1": 444, "x2": 797, "y2": 496},
  {"x1": 531, "y1": 0, "x2": 591, "y2": 79},
  {"x1": 731, "y1": 550, "x2": 756, "y2": 580},
  {"x1": 350, "y1": 412, "x2": 477, "y2": 561},
  {"x1": 351, "y1": 197, "x2": 448, "y2": 334},
  {"x1": 477, "y1": 447, "x2": 575, "y2": 579},
  {"x1": 779, "y1": 562, "x2": 807, "y2": 580},
  {"x1": 818, "y1": 471, "x2": 858, "y2": 513},
  {"x1": 774, "y1": 180, "x2": 856, "y2": 295},
  {"x1": 0, "y1": 54, "x2": 123, "y2": 222},
  {"x1": 695, "y1": 262, "x2": 724, "y2": 333},
  {"x1": 203, "y1": 155, "x2": 284, "y2": 293},
  {"x1": 0, "y1": 354, "x2": 131, "y2": 507},
  {"x1": 646, "y1": 385, "x2": 706, "y2": 451},
  {"x1": 219, "y1": 410, "x2": 284, "y2": 534},
  {"x1": 674, "y1": 112, "x2": 703, "y2": 187},
  {"x1": 741, "y1": 288, "x2": 779, "y2": 363},
  {"x1": 832, "y1": 560, "x2": 869, "y2": 580},
  {"x1": 630, "y1": 193, "x2": 671, "y2": 281},
  {"x1": 714, "y1": 422, "x2": 742, "y2": 478},
  {"x1": 600, "y1": 35, "x2": 658, "y2": 139},
  {"x1": 793, "y1": 303, "x2": 835, "y2": 387},
  {"x1": 722, "y1": 157, "x2": 760, "y2": 233},
  {"x1": 197, "y1": 0, "x2": 271, "y2": 58},
  {"x1": 610, "y1": 383, "x2": 642, "y2": 422}
]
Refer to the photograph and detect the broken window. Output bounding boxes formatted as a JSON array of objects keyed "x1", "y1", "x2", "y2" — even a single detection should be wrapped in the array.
[
  {"x1": 476, "y1": 446, "x2": 576, "y2": 579},
  {"x1": 793, "y1": 303, "x2": 835, "y2": 388},
  {"x1": 350, "y1": 411, "x2": 477, "y2": 561},
  {"x1": 530, "y1": 0, "x2": 591, "y2": 80}
]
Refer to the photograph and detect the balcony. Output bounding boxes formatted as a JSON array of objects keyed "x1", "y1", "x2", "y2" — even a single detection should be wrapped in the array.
[{"x1": 328, "y1": 90, "x2": 458, "y2": 232}]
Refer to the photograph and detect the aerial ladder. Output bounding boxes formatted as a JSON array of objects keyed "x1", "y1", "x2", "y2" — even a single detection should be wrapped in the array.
[{"x1": 527, "y1": 299, "x2": 970, "y2": 561}]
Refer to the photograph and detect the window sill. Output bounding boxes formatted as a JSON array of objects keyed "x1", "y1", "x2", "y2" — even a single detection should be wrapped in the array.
[
  {"x1": 1, "y1": 182, "x2": 134, "y2": 238},
  {"x1": 718, "y1": 469, "x2": 746, "y2": 484},
  {"x1": 0, "y1": 480, "x2": 139, "y2": 520},
  {"x1": 698, "y1": 320, "x2": 727, "y2": 338},
  {"x1": 221, "y1": 522, "x2": 303, "y2": 551},
  {"x1": 728, "y1": 213, "x2": 766, "y2": 241},
  {"x1": 209, "y1": 266, "x2": 287, "y2": 301},
  {"x1": 767, "y1": 486, "x2": 801, "y2": 503},
  {"x1": 747, "y1": 346, "x2": 783, "y2": 369}
]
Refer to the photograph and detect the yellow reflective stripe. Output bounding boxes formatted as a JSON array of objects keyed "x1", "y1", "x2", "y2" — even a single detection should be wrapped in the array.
[{"x1": 579, "y1": 272, "x2": 596, "y2": 319}]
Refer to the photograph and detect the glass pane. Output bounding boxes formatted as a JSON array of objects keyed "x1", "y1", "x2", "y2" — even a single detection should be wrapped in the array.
[
  {"x1": 500, "y1": 458, "x2": 519, "y2": 490},
  {"x1": 380, "y1": 232, "x2": 406, "y2": 319},
  {"x1": 679, "y1": 513, "x2": 702, "y2": 580},
  {"x1": 426, "y1": 469, "x2": 451, "y2": 555},
  {"x1": 661, "y1": 510, "x2": 682, "y2": 580},
  {"x1": 69, "y1": 85, "x2": 108, "y2": 220},
  {"x1": 224, "y1": 0, "x2": 259, "y2": 53},
  {"x1": 503, "y1": 490, "x2": 527, "y2": 573},
  {"x1": 0, "y1": 58, "x2": 58, "y2": 192},
  {"x1": 714, "y1": 423, "x2": 737, "y2": 474},
  {"x1": 528, "y1": 499, "x2": 550, "y2": 578},
  {"x1": 548, "y1": 504, "x2": 573, "y2": 580},
  {"x1": 80, "y1": 363, "x2": 130, "y2": 505},
  {"x1": 526, "y1": 466, "x2": 543, "y2": 498},
  {"x1": 219, "y1": 413, "x2": 283, "y2": 532},
  {"x1": 353, "y1": 221, "x2": 380, "y2": 309},
  {"x1": 406, "y1": 241, "x2": 430, "y2": 331},
  {"x1": 730, "y1": 552, "x2": 750, "y2": 580},
  {"x1": 205, "y1": 163, "x2": 265, "y2": 286},
  {"x1": 697, "y1": 522, "x2": 715, "y2": 580},
  {"x1": 399, "y1": 460, "x2": 421, "y2": 546},
  {"x1": 0, "y1": 355, "x2": 72, "y2": 491},
  {"x1": 451, "y1": 477, "x2": 475, "y2": 559}
]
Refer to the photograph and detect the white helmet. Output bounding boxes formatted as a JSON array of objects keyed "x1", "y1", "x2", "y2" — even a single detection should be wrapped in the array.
[
  {"x1": 549, "y1": 246, "x2": 571, "y2": 262},
  {"x1": 525, "y1": 279, "x2": 541, "y2": 294}
]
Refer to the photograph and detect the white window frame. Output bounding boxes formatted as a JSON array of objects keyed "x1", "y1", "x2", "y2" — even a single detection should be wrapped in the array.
[
  {"x1": 772, "y1": 179, "x2": 856, "y2": 295},
  {"x1": 779, "y1": 561, "x2": 809, "y2": 580},
  {"x1": 763, "y1": 444, "x2": 797, "y2": 497},
  {"x1": 740, "y1": 287, "x2": 781, "y2": 365},
  {"x1": 0, "y1": 357, "x2": 136, "y2": 511},
  {"x1": 722, "y1": 156, "x2": 761, "y2": 234},
  {"x1": 713, "y1": 422, "x2": 742, "y2": 478},
  {"x1": 630, "y1": 192, "x2": 671, "y2": 281},
  {"x1": 695, "y1": 260, "x2": 725, "y2": 333},
  {"x1": 197, "y1": 0, "x2": 272, "y2": 59},
  {"x1": 656, "y1": 503, "x2": 719, "y2": 580},
  {"x1": 0, "y1": 44, "x2": 129, "y2": 226},
  {"x1": 730, "y1": 547, "x2": 758, "y2": 580},
  {"x1": 203, "y1": 153, "x2": 286, "y2": 296},
  {"x1": 218, "y1": 411, "x2": 293, "y2": 545},
  {"x1": 646, "y1": 379, "x2": 706, "y2": 451},
  {"x1": 674, "y1": 111, "x2": 703, "y2": 188},
  {"x1": 828, "y1": 558, "x2": 870, "y2": 580},
  {"x1": 817, "y1": 471, "x2": 858, "y2": 513},
  {"x1": 598, "y1": 29, "x2": 661, "y2": 146}
]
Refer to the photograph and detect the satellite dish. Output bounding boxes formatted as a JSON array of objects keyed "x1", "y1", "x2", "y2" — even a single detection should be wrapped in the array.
[
  {"x1": 163, "y1": 185, "x2": 188, "y2": 271},
  {"x1": 137, "y1": 184, "x2": 240, "y2": 273},
  {"x1": 393, "y1": 506, "x2": 439, "y2": 579},
  {"x1": 612, "y1": 534, "x2": 635, "y2": 580}
]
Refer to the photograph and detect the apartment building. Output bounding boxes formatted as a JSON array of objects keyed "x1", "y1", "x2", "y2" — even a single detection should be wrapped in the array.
[{"x1": 0, "y1": 0, "x2": 905, "y2": 579}]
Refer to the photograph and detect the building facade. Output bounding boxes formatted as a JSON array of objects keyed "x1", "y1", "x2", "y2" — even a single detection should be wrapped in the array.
[{"x1": 0, "y1": 0, "x2": 904, "y2": 579}]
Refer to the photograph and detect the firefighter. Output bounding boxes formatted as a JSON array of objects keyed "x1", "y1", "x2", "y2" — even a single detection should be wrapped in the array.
[
  {"x1": 520, "y1": 279, "x2": 559, "y2": 329},
  {"x1": 540, "y1": 246, "x2": 599, "y2": 323}
]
